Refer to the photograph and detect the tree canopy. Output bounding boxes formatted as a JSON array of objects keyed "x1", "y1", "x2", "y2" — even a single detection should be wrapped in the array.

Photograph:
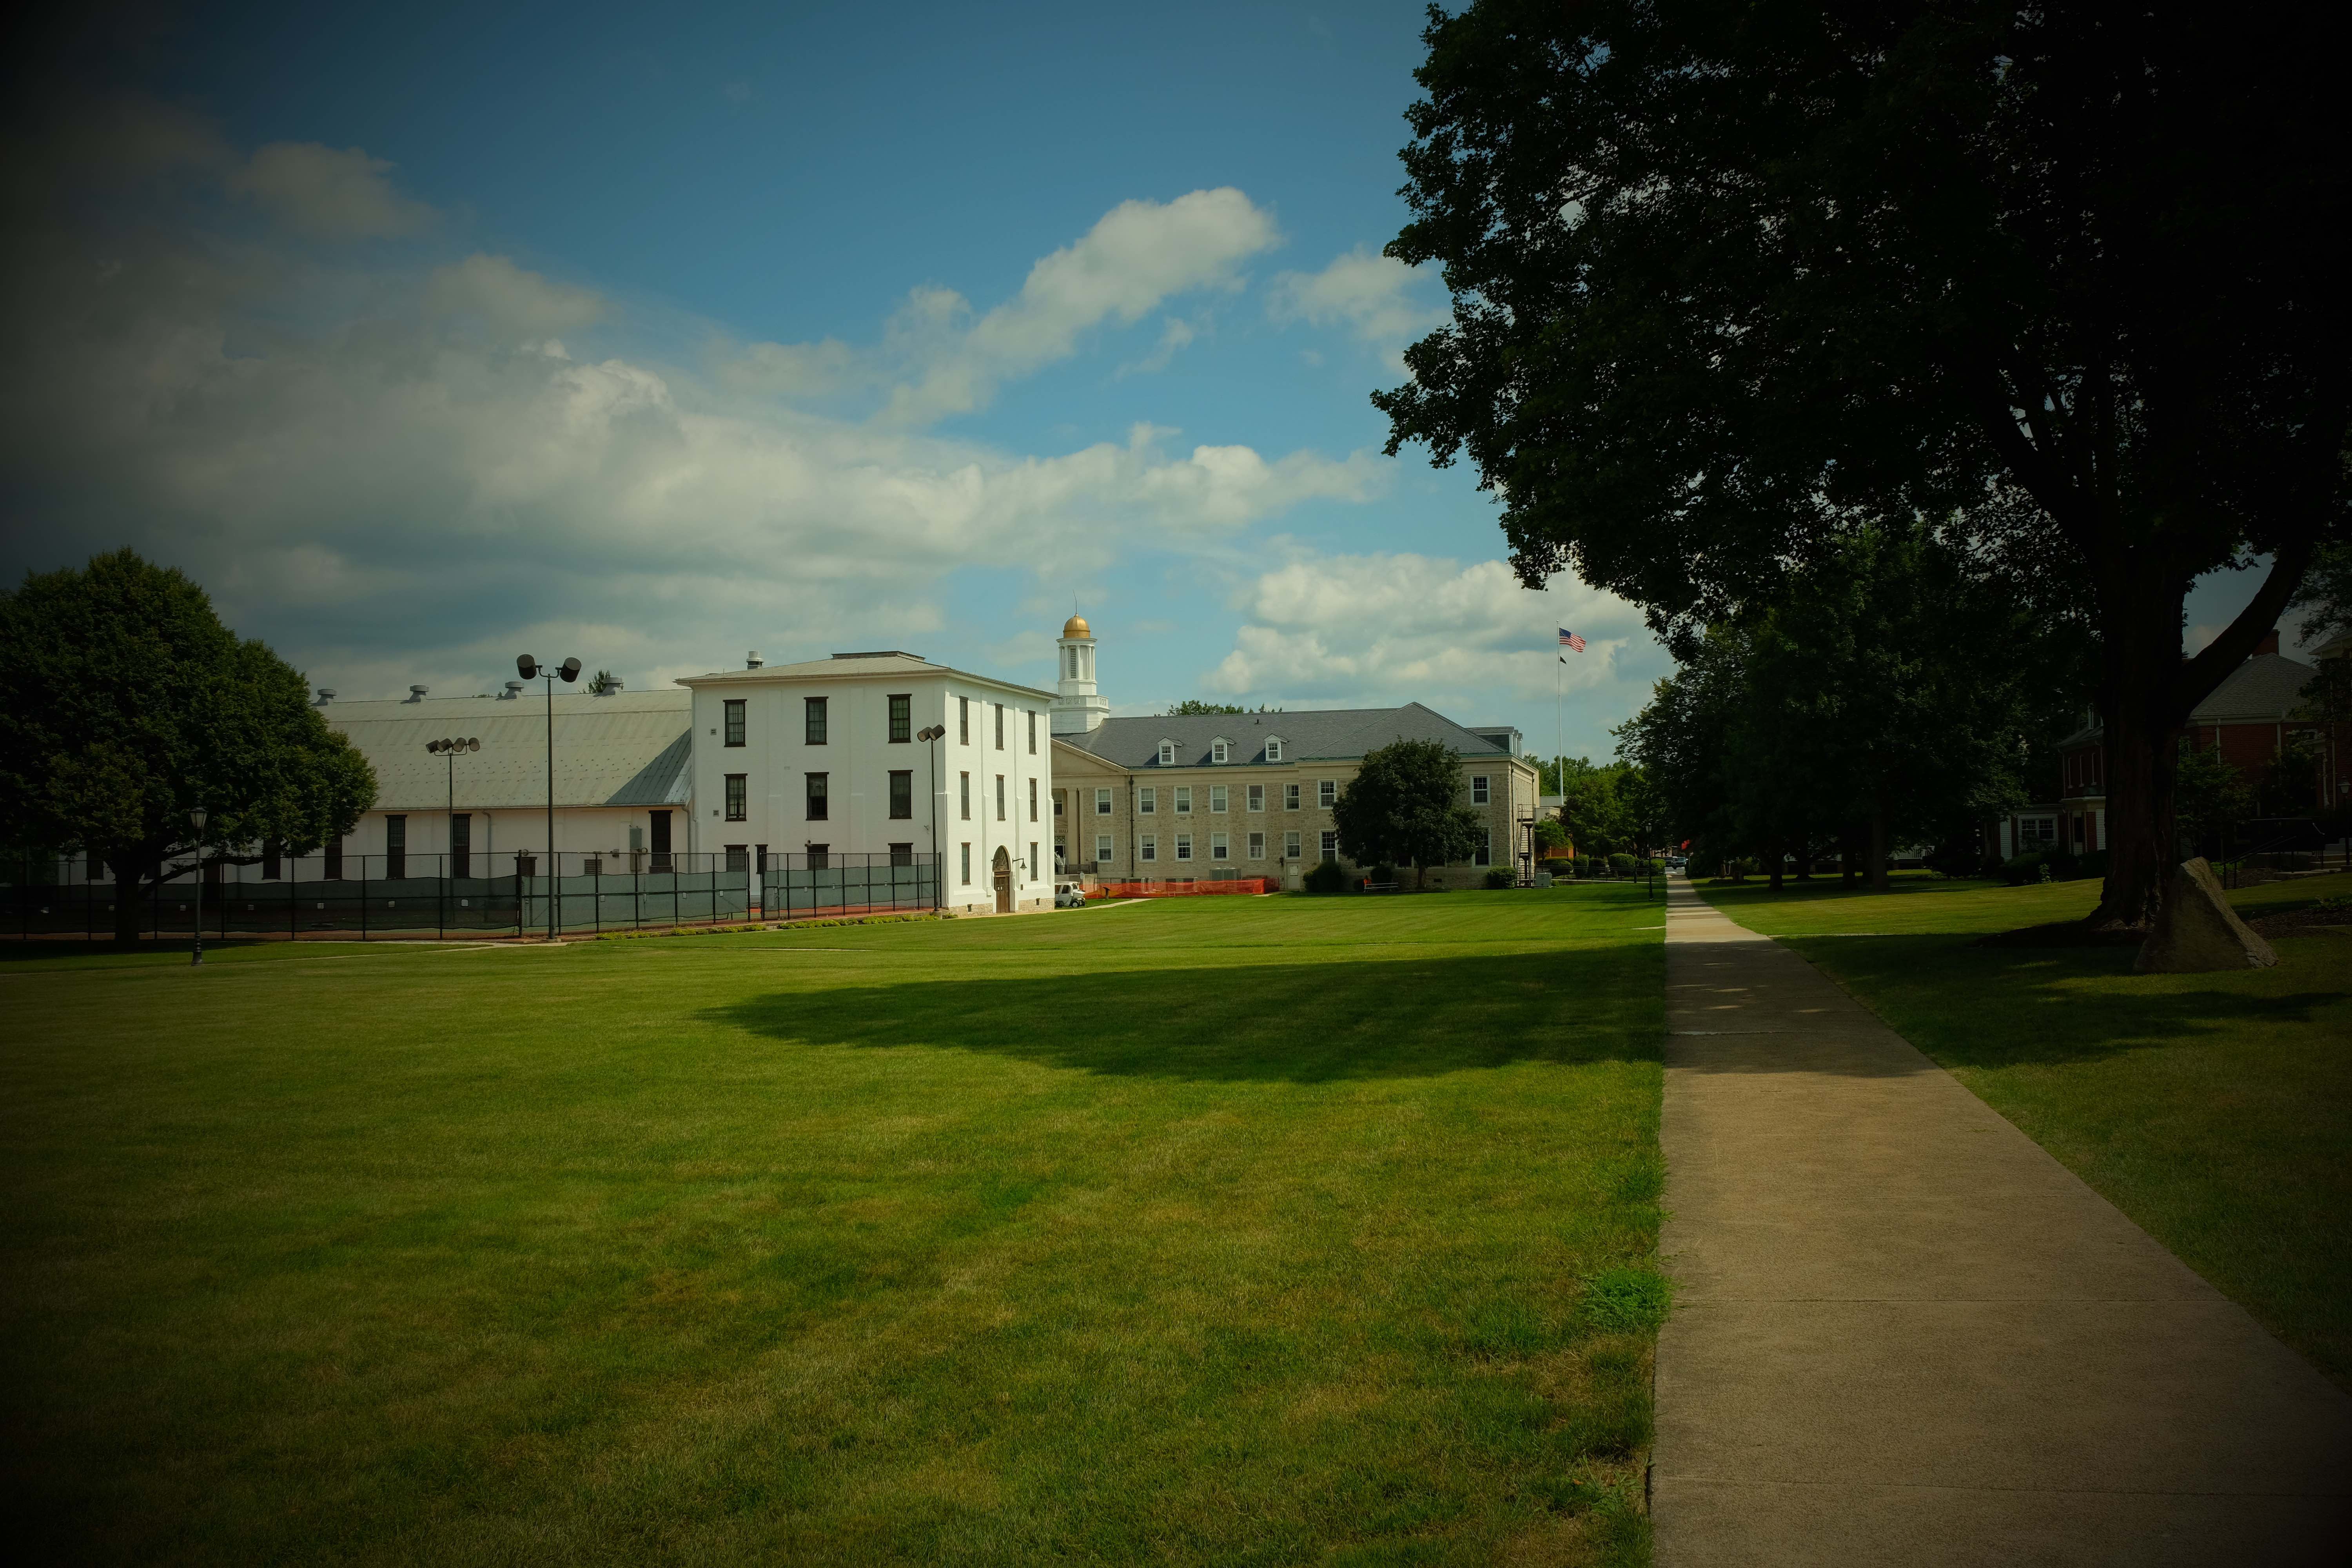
[
  {"x1": 1332, "y1": 739, "x2": 1485, "y2": 887},
  {"x1": 1378, "y1": 0, "x2": 2349, "y2": 925},
  {"x1": 1164, "y1": 700, "x2": 1281, "y2": 716},
  {"x1": 1616, "y1": 526, "x2": 2083, "y2": 887},
  {"x1": 0, "y1": 550, "x2": 376, "y2": 942}
]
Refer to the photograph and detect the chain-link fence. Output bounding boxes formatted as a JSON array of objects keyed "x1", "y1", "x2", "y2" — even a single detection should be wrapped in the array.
[{"x1": 3, "y1": 852, "x2": 762, "y2": 941}]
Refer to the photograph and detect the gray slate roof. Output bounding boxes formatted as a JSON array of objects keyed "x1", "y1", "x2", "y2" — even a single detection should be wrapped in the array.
[
  {"x1": 1058, "y1": 702, "x2": 1512, "y2": 770},
  {"x1": 2054, "y1": 652, "x2": 2321, "y2": 749},
  {"x1": 324, "y1": 690, "x2": 693, "y2": 811},
  {"x1": 2189, "y1": 653, "x2": 2319, "y2": 722}
]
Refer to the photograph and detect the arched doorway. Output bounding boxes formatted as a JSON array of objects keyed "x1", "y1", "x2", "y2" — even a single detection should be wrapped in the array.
[{"x1": 992, "y1": 846, "x2": 1013, "y2": 913}]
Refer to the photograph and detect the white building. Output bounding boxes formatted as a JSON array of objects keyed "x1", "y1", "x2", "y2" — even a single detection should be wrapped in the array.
[
  {"x1": 174, "y1": 679, "x2": 695, "y2": 883},
  {"x1": 678, "y1": 650, "x2": 1056, "y2": 915}
]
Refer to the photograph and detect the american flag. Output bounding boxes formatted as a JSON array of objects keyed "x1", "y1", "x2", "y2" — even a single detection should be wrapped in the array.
[{"x1": 1558, "y1": 628, "x2": 1586, "y2": 653}]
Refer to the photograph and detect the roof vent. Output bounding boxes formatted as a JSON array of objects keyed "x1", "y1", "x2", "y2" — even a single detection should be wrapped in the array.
[
  {"x1": 746, "y1": 651, "x2": 764, "y2": 669},
  {"x1": 405, "y1": 684, "x2": 429, "y2": 704},
  {"x1": 499, "y1": 680, "x2": 524, "y2": 700},
  {"x1": 313, "y1": 688, "x2": 335, "y2": 707},
  {"x1": 598, "y1": 677, "x2": 624, "y2": 694}
]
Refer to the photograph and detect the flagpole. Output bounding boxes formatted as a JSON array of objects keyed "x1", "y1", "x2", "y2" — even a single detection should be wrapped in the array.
[{"x1": 1555, "y1": 651, "x2": 1564, "y2": 796}]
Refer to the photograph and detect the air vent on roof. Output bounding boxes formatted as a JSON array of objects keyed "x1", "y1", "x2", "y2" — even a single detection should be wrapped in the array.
[
  {"x1": 313, "y1": 688, "x2": 335, "y2": 706},
  {"x1": 499, "y1": 681, "x2": 523, "y2": 700},
  {"x1": 597, "y1": 678, "x2": 624, "y2": 694},
  {"x1": 405, "y1": 685, "x2": 428, "y2": 703},
  {"x1": 746, "y1": 651, "x2": 763, "y2": 669}
]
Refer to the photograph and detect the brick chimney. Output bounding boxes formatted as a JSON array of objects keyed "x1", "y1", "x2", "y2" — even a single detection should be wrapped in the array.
[{"x1": 2254, "y1": 628, "x2": 2280, "y2": 658}]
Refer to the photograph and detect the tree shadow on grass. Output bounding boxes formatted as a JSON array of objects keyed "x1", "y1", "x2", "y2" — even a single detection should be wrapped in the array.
[
  {"x1": 1781, "y1": 934, "x2": 2344, "y2": 1070},
  {"x1": 704, "y1": 947, "x2": 1662, "y2": 1083}
]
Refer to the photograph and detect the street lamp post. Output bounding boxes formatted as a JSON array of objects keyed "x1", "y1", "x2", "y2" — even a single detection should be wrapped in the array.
[
  {"x1": 516, "y1": 655, "x2": 581, "y2": 940},
  {"x1": 916, "y1": 724, "x2": 946, "y2": 910},
  {"x1": 188, "y1": 805, "x2": 208, "y2": 967}
]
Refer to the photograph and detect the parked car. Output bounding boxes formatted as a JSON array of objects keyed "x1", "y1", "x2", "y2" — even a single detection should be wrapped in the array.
[{"x1": 1054, "y1": 882, "x2": 1089, "y2": 909}]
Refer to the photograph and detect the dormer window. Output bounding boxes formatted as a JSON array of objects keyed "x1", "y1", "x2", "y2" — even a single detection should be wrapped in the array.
[
  {"x1": 1211, "y1": 737, "x2": 1230, "y2": 764},
  {"x1": 1265, "y1": 736, "x2": 1283, "y2": 763},
  {"x1": 1158, "y1": 739, "x2": 1176, "y2": 766}
]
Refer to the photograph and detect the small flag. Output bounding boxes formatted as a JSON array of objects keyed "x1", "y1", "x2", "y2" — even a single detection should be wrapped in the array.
[{"x1": 1558, "y1": 628, "x2": 1586, "y2": 652}]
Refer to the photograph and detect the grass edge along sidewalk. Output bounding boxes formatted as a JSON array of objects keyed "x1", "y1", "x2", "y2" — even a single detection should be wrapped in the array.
[
  {"x1": 2, "y1": 886, "x2": 1666, "y2": 1567},
  {"x1": 1694, "y1": 871, "x2": 2352, "y2": 1390}
]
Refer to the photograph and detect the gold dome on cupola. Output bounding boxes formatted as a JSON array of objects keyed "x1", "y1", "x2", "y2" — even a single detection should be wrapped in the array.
[{"x1": 1062, "y1": 615, "x2": 1092, "y2": 639}]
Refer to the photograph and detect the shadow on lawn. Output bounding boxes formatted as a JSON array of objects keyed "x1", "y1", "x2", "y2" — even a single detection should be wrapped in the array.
[
  {"x1": 1782, "y1": 933, "x2": 2343, "y2": 1070},
  {"x1": 707, "y1": 947, "x2": 1662, "y2": 1083}
]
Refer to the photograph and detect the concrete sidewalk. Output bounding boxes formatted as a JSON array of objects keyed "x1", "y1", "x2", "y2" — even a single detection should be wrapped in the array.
[{"x1": 1653, "y1": 878, "x2": 2352, "y2": 1565}]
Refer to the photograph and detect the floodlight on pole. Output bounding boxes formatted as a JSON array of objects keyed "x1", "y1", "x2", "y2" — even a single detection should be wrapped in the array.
[
  {"x1": 188, "y1": 805, "x2": 209, "y2": 967},
  {"x1": 915, "y1": 724, "x2": 947, "y2": 910},
  {"x1": 516, "y1": 656, "x2": 580, "y2": 939}
]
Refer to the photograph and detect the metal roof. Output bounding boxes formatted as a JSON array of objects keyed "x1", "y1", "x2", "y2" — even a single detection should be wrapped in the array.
[
  {"x1": 323, "y1": 690, "x2": 693, "y2": 812},
  {"x1": 1056, "y1": 702, "x2": 1515, "y2": 770},
  {"x1": 678, "y1": 652, "x2": 1051, "y2": 700}
]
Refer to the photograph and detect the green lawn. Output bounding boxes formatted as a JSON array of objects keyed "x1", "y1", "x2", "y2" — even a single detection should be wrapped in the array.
[
  {"x1": 0, "y1": 887, "x2": 1666, "y2": 1566},
  {"x1": 1696, "y1": 870, "x2": 2352, "y2": 1388}
]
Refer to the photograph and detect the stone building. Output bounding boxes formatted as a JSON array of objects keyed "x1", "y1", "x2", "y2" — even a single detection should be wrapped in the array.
[{"x1": 1044, "y1": 616, "x2": 1544, "y2": 888}]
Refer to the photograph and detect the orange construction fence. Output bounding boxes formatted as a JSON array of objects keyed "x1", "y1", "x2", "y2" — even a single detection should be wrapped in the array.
[{"x1": 1089, "y1": 878, "x2": 1271, "y2": 898}]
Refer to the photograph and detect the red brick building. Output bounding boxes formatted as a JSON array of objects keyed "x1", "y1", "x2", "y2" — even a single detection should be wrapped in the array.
[{"x1": 1997, "y1": 628, "x2": 2350, "y2": 860}]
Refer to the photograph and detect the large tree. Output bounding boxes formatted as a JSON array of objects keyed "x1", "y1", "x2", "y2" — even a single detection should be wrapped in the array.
[
  {"x1": 0, "y1": 550, "x2": 376, "y2": 943},
  {"x1": 1376, "y1": 0, "x2": 2350, "y2": 927},
  {"x1": 1332, "y1": 738, "x2": 1486, "y2": 887}
]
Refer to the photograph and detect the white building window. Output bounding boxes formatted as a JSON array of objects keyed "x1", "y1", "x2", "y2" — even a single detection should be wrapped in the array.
[
  {"x1": 1284, "y1": 783, "x2": 1300, "y2": 811},
  {"x1": 1247, "y1": 784, "x2": 1264, "y2": 812},
  {"x1": 1320, "y1": 830, "x2": 1338, "y2": 862},
  {"x1": 1158, "y1": 740, "x2": 1176, "y2": 765},
  {"x1": 1284, "y1": 830, "x2": 1301, "y2": 859},
  {"x1": 1266, "y1": 737, "x2": 1283, "y2": 762},
  {"x1": 1472, "y1": 775, "x2": 1491, "y2": 804},
  {"x1": 1474, "y1": 829, "x2": 1492, "y2": 867},
  {"x1": 1248, "y1": 831, "x2": 1265, "y2": 860},
  {"x1": 996, "y1": 775, "x2": 1006, "y2": 821},
  {"x1": 1096, "y1": 834, "x2": 1112, "y2": 863},
  {"x1": 1210, "y1": 784, "x2": 1228, "y2": 813},
  {"x1": 1141, "y1": 834, "x2": 1158, "y2": 862},
  {"x1": 1318, "y1": 779, "x2": 1337, "y2": 808},
  {"x1": 1174, "y1": 786, "x2": 1192, "y2": 815},
  {"x1": 1139, "y1": 787, "x2": 1156, "y2": 814},
  {"x1": 1212, "y1": 738, "x2": 1229, "y2": 764},
  {"x1": 1211, "y1": 832, "x2": 1229, "y2": 861},
  {"x1": 1176, "y1": 833, "x2": 1193, "y2": 861},
  {"x1": 1095, "y1": 788, "x2": 1112, "y2": 815},
  {"x1": 960, "y1": 842, "x2": 971, "y2": 885}
]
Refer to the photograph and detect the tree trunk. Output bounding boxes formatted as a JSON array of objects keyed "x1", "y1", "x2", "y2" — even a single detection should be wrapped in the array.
[
  {"x1": 1869, "y1": 794, "x2": 1890, "y2": 893},
  {"x1": 2093, "y1": 619, "x2": 2183, "y2": 928},
  {"x1": 1766, "y1": 832, "x2": 1785, "y2": 890},
  {"x1": 1839, "y1": 833, "x2": 1856, "y2": 887},
  {"x1": 112, "y1": 864, "x2": 147, "y2": 946}
]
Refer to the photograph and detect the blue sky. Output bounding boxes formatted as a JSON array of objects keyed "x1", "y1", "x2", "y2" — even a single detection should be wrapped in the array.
[{"x1": 0, "y1": 0, "x2": 2294, "y2": 760}]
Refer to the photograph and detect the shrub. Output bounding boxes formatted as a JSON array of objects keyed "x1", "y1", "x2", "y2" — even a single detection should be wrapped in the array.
[
  {"x1": 1371, "y1": 862, "x2": 1400, "y2": 887},
  {"x1": 2000, "y1": 848, "x2": 2085, "y2": 886},
  {"x1": 1606, "y1": 852, "x2": 1639, "y2": 879},
  {"x1": 1684, "y1": 846, "x2": 1722, "y2": 878},
  {"x1": 1483, "y1": 867, "x2": 1514, "y2": 889},
  {"x1": 1302, "y1": 860, "x2": 1347, "y2": 895}
]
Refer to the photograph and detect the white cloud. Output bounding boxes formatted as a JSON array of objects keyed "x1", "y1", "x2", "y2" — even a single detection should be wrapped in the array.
[
  {"x1": 1117, "y1": 316, "x2": 1196, "y2": 378},
  {"x1": 1205, "y1": 553, "x2": 1651, "y2": 713},
  {"x1": 1267, "y1": 246, "x2": 1445, "y2": 350},
  {"x1": 0, "y1": 145, "x2": 1373, "y2": 702},
  {"x1": 424, "y1": 254, "x2": 604, "y2": 336},
  {"x1": 881, "y1": 188, "x2": 1279, "y2": 422},
  {"x1": 226, "y1": 142, "x2": 436, "y2": 239}
]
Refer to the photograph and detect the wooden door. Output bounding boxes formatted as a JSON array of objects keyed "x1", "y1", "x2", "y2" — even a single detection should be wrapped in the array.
[{"x1": 993, "y1": 846, "x2": 1012, "y2": 914}]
